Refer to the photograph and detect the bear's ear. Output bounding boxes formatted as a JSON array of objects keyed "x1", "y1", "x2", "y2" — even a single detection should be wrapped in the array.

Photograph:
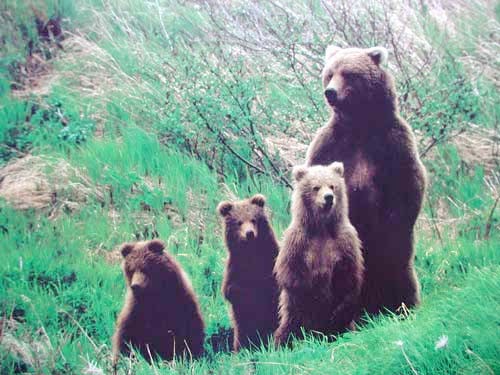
[
  {"x1": 292, "y1": 165, "x2": 308, "y2": 182},
  {"x1": 367, "y1": 46, "x2": 388, "y2": 66},
  {"x1": 325, "y1": 45, "x2": 341, "y2": 63},
  {"x1": 148, "y1": 239, "x2": 165, "y2": 254},
  {"x1": 217, "y1": 201, "x2": 233, "y2": 217},
  {"x1": 330, "y1": 161, "x2": 344, "y2": 177},
  {"x1": 120, "y1": 243, "x2": 134, "y2": 258},
  {"x1": 250, "y1": 194, "x2": 266, "y2": 208}
]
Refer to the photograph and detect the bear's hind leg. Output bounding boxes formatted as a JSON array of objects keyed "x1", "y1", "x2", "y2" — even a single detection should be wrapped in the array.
[{"x1": 274, "y1": 291, "x2": 304, "y2": 347}]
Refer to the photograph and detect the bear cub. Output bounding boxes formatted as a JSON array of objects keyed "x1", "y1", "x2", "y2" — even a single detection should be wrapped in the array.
[
  {"x1": 218, "y1": 194, "x2": 280, "y2": 351},
  {"x1": 274, "y1": 162, "x2": 364, "y2": 346},
  {"x1": 112, "y1": 239, "x2": 205, "y2": 368}
]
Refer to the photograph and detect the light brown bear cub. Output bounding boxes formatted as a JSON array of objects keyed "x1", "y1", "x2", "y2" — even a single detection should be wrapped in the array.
[
  {"x1": 218, "y1": 194, "x2": 279, "y2": 351},
  {"x1": 306, "y1": 46, "x2": 426, "y2": 314},
  {"x1": 112, "y1": 240, "x2": 205, "y2": 368},
  {"x1": 274, "y1": 162, "x2": 364, "y2": 346}
]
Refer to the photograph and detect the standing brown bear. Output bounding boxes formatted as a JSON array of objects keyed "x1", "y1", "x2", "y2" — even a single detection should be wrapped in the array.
[
  {"x1": 306, "y1": 46, "x2": 427, "y2": 314},
  {"x1": 274, "y1": 162, "x2": 364, "y2": 346},
  {"x1": 112, "y1": 239, "x2": 205, "y2": 369},
  {"x1": 218, "y1": 194, "x2": 280, "y2": 351}
]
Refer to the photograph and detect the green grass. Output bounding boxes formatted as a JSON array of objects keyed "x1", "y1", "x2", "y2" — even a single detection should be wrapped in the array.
[
  {"x1": 0, "y1": 0, "x2": 499, "y2": 374},
  {"x1": 1, "y1": 197, "x2": 498, "y2": 374},
  {"x1": 0, "y1": 132, "x2": 497, "y2": 375}
]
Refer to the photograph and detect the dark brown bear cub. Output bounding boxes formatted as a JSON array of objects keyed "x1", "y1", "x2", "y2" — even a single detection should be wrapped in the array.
[
  {"x1": 218, "y1": 194, "x2": 280, "y2": 351},
  {"x1": 306, "y1": 46, "x2": 426, "y2": 314},
  {"x1": 274, "y1": 162, "x2": 364, "y2": 346},
  {"x1": 112, "y1": 240, "x2": 205, "y2": 368}
]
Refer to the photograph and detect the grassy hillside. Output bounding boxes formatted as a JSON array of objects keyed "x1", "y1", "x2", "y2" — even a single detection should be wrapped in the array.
[{"x1": 0, "y1": 0, "x2": 499, "y2": 374}]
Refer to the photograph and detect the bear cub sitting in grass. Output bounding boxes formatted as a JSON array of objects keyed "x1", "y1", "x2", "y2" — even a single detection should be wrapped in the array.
[
  {"x1": 218, "y1": 194, "x2": 280, "y2": 351},
  {"x1": 274, "y1": 162, "x2": 364, "y2": 346},
  {"x1": 112, "y1": 239, "x2": 205, "y2": 369}
]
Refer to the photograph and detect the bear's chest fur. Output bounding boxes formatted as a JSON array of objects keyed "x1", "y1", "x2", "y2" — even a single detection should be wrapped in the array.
[
  {"x1": 304, "y1": 236, "x2": 340, "y2": 283},
  {"x1": 344, "y1": 149, "x2": 380, "y2": 213},
  {"x1": 346, "y1": 150, "x2": 376, "y2": 192}
]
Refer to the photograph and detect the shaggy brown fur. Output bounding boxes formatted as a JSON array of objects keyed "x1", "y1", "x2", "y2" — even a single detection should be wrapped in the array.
[
  {"x1": 112, "y1": 240, "x2": 205, "y2": 369},
  {"x1": 274, "y1": 163, "x2": 364, "y2": 346},
  {"x1": 306, "y1": 46, "x2": 427, "y2": 314},
  {"x1": 218, "y1": 194, "x2": 280, "y2": 351}
]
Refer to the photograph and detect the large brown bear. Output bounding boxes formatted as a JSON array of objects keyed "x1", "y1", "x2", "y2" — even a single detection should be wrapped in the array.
[
  {"x1": 112, "y1": 240, "x2": 205, "y2": 369},
  {"x1": 274, "y1": 162, "x2": 364, "y2": 346},
  {"x1": 218, "y1": 194, "x2": 280, "y2": 351},
  {"x1": 306, "y1": 45, "x2": 427, "y2": 314}
]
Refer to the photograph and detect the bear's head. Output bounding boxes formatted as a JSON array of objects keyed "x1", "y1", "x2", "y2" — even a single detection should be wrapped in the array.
[
  {"x1": 322, "y1": 45, "x2": 394, "y2": 114},
  {"x1": 292, "y1": 162, "x2": 347, "y2": 224},
  {"x1": 119, "y1": 239, "x2": 168, "y2": 296},
  {"x1": 217, "y1": 194, "x2": 269, "y2": 246}
]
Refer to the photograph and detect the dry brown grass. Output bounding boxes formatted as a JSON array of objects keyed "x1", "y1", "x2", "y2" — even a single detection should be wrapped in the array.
[
  {"x1": 427, "y1": 0, "x2": 500, "y2": 87},
  {"x1": 265, "y1": 133, "x2": 308, "y2": 168},
  {"x1": 11, "y1": 53, "x2": 59, "y2": 99},
  {"x1": 452, "y1": 124, "x2": 499, "y2": 174},
  {"x1": 0, "y1": 318, "x2": 52, "y2": 372},
  {"x1": 0, "y1": 155, "x2": 104, "y2": 217},
  {"x1": 416, "y1": 123, "x2": 499, "y2": 175}
]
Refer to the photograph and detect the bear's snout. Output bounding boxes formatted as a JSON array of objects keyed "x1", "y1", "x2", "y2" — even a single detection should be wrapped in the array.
[
  {"x1": 131, "y1": 283, "x2": 142, "y2": 294},
  {"x1": 130, "y1": 271, "x2": 148, "y2": 294},
  {"x1": 314, "y1": 186, "x2": 336, "y2": 211},
  {"x1": 324, "y1": 88, "x2": 337, "y2": 105},
  {"x1": 240, "y1": 222, "x2": 257, "y2": 241},
  {"x1": 324, "y1": 192, "x2": 334, "y2": 205}
]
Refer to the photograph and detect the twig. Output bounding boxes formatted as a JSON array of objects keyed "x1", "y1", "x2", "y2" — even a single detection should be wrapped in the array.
[
  {"x1": 58, "y1": 309, "x2": 99, "y2": 351},
  {"x1": 155, "y1": 0, "x2": 171, "y2": 48},
  {"x1": 192, "y1": 100, "x2": 292, "y2": 188},
  {"x1": 146, "y1": 345, "x2": 160, "y2": 375},
  {"x1": 425, "y1": 194, "x2": 444, "y2": 248},
  {"x1": 399, "y1": 345, "x2": 419, "y2": 375},
  {"x1": 211, "y1": 59, "x2": 292, "y2": 188},
  {"x1": 466, "y1": 347, "x2": 495, "y2": 375},
  {"x1": 484, "y1": 195, "x2": 499, "y2": 239},
  {"x1": 192, "y1": 101, "x2": 267, "y2": 175}
]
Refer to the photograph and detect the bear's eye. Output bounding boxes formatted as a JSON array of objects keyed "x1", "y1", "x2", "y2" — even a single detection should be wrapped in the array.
[
  {"x1": 251, "y1": 219, "x2": 257, "y2": 224},
  {"x1": 237, "y1": 220, "x2": 243, "y2": 226},
  {"x1": 326, "y1": 72, "x2": 333, "y2": 81},
  {"x1": 330, "y1": 185, "x2": 334, "y2": 190},
  {"x1": 342, "y1": 71, "x2": 356, "y2": 79},
  {"x1": 313, "y1": 186, "x2": 320, "y2": 192}
]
